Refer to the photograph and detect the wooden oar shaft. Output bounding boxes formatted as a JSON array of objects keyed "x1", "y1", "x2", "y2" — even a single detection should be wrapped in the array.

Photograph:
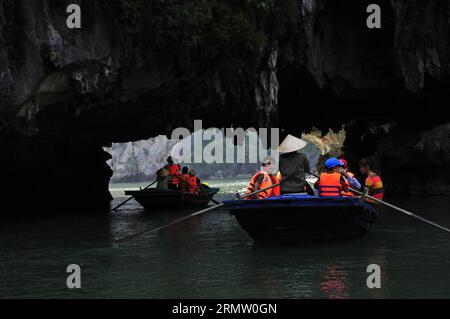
[
  {"x1": 349, "y1": 187, "x2": 450, "y2": 232},
  {"x1": 112, "y1": 180, "x2": 157, "y2": 211},
  {"x1": 114, "y1": 182, "x2": 281, "y2": 244},
  {"x1": 240, "y1": 183, "x2": 280, "y2": 199},
  {"x1": 307, "y1": 172, "x2": 450, "y2": 233}
]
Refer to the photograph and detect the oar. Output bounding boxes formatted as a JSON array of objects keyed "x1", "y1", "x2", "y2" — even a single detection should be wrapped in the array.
[
  {"x1": 112, "y1": 180, "x2": 157, "y2": 211},
  {"x1": 307, "y1": 172, "x2": 450, "y2": 233},
  {"x1": 114, "y1": 182, "x2": 281, "y2": 244}
]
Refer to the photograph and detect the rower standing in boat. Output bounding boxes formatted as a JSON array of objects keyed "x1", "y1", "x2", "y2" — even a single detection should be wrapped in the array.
[
  {"x1": 156, "y1": 167, "x2": 170, "y2": 190},
  {"x1": 245, "y1": 157, "x2": 280, "y2": 200},
  {"x1": 315, "y1": 158, "x2": 347, "y2": 197},
  {"x1": 166, "y1": 156, "x2": 181, "y2": 190},
  {"x1": 359, "y1": 158, "x2": 384, "y2": 204},
  {"x1": 338, "y1": 159, "x2": 361, "y2": 197},
  {"x1": 278, "y1": 135, "x2": 312, "y2": 195}
]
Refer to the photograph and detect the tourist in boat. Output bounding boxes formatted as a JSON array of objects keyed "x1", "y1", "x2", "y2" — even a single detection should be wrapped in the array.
[
  {"x1": 245, "y1": 157, "x2": 280, "y2": 200},
  {"x1": 278, "y1": 134, "x2": 311, "y2": 195},
  {"x1": 359, "y1": 158, "x2": 384, "y2": 204},
  {"x1": 188, "y1": 169, "x2": 200, "y2": 194},
  {"x1": 315, "y1": 158, "x2": 347, "y2": 197},
  {"x1": 178, "y1": 166, "x2": 190, "y2": 192},
  {"x1": 338, "y1": 158, "x2": 361, "y2": 197},
  {"x1": 156, "y1": 166, "x2": 170, "y2": 190},
  {"x1": 166, "y1": 156, "x2": 181, "y2": 190}
]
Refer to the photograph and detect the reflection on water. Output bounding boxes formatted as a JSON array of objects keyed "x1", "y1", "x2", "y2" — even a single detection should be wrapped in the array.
[
  {"x1": 1, "y1": 181, "x2": 450, "y2": 298},
  {"x1": 321, "y1": 265, "x2": 349, "y2": 299}
]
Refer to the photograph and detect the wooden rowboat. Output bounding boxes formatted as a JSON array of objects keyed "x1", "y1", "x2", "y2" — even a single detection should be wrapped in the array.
[
  {"x1": 223, "y1": 194, "x2": 379, "y2": 243},
  {"x1": 125, "y1": 186, "x2": 220, "y2": 211}
]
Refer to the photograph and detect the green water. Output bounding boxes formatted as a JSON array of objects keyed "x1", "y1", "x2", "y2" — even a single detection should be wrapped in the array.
[{"x1": 1, "y1": 180, "x2": 450, "y2": 299}]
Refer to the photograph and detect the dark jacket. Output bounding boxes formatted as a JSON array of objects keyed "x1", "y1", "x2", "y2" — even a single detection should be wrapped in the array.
[{"x1": 279, "y1": 151, "x2": 310, "y2": 193}]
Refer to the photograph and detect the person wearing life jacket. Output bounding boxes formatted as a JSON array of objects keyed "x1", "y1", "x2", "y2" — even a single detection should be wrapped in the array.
[
  {"x1": 187, "y1": 169, "x2": 200, "y2": 195},
  {"x1": 178, "y1": 166, "x2": 190, "y2": 192},
  {"x1": 166, "y1": 156, "x2": 181, "y2": 190},
  {"x1": 359, "y1": 158, "x2": 384, "y2": 204},
  {"x1": 245, "y1": 157, "x2": 280, "y2": 200},
  {"x1": 338, "y1": 159, "x2": 361, "y2": 197},
  {"x1": 271, "y1": 172, "x2": 281, "y2": 197},
  {"x1": 315, "y1": 158, "x2": 347, "y2": 197}
]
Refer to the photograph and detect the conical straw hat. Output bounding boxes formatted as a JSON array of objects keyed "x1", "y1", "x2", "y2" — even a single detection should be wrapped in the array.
[
  {"x1": 157, "y1": 167, "x2": 170, "y2": 178},
  {"x1": 278, "y1": 134, "x2": 307, "y2": 154}
]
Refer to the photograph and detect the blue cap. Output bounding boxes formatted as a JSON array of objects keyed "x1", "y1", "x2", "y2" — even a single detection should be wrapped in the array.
[{"x1": 325, "y1": 158, "x2": 341, "y2": 169}]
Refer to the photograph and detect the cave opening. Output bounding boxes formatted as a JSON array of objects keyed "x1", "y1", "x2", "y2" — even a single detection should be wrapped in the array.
[
  {"x1": 2, "y1": 0, "x2": 450, "y2": 219},
  {"x1": 276, "y1": 0, "x2": 407, "y2": 172}
]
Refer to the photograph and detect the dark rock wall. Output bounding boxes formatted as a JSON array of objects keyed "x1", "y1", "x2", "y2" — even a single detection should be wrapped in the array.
[{"x1": 1, "y1": 0, "x2": 450, "y2": 214}]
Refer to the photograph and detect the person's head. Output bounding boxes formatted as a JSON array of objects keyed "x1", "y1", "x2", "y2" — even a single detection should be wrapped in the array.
[
  {"x1": 167, "y1": 156, "x2": 174, "y2": 165},
  {"x1": 324, "y1": 157, "x2": 341, "y2": 173},
  {"x1": 182, "y1": 166, "x2": 189, "y2": 174},
  {"x1": 278, "y1": 134, "x2": 307, "y2": 154},
  {"x1": 261, "y1": 156, "x2": 275, "y2": 174},
  {"x1": 339, "y1": 159, "x2": 348, "y2": 172},
  {"x1": 359, "y1": 158, "x2": 374, "y2": 175},
  {"x1": 189, "y1": 169, "x2": 197, "y2": 176}
]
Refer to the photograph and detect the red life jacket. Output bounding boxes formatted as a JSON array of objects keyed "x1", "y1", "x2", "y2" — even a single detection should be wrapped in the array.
[
  {"x1": 178, "y1": 173, "x2": 190, "y2": 192},
  {"x1": 341, "y1": 171, "x2": 356, "y2": 197},
  {"x1": 318, "y1": 172, "x2": 343, "y2": 197},
  {"x1": 167, "y1": 164, "x2": 180, "y2": 185},
  {"x1": 271, "y1": 175, "x2": 281, "y2": 197},
  {"x1": 246, "y1": 172, "x2": 275, "y2": 200}
]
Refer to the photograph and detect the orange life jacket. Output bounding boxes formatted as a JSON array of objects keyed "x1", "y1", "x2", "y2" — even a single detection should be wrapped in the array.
[
  {"x1": 178, "y1": 173, "x2": 190, "y2": 192},
  {"x1": 276, "y1": 171, "x2": 282, "y2": 180},
  {"x1": 188, "y1": 176, "x2": 198, "y2": 194},
  {"x1": 167, "y1": 164, "x2": 180, "y2": 185},
  {"x1": 246, "y1": 172, "x2": 276, "y2": 200},
  {"x1": 318, "y1": 172, "x2": 343, "y2": 197},
  {"x1": 271, "y1": 175, "x2": 281, "y2": 197},
  {"x1": 341, "y1": 171, "x2": 356, "y2": 197},
  {"x1": 365, "y1": 174, "x2": 384, "y2": 202}
]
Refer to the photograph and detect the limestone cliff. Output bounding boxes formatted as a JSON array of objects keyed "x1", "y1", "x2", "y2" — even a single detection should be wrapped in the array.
[{"x1": 1, "y1": 0, "x2": 450, "y2": 214}]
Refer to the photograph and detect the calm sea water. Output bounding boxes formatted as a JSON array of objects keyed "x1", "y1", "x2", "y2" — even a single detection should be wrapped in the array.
[{"x1": 1, "y1": 180, "x2": 450, "y2": 299}]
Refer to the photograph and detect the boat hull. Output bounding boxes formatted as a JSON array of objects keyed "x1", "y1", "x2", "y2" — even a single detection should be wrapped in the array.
[
  {"x1": 125, "y1": 188, "x2": 220, "y2": 211},
  {"x1": 224, "y1": 195, "x2": 379, "y2": 243}
]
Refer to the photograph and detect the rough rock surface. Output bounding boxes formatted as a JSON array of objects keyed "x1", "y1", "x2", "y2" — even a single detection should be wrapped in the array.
[
  {"x1": 1, "y1": 0, "x2": 450, "y2": 215},
  {"x1": 373, "y1": 123, "x2": 450, "y2": 195},
  {"x1": 106, "y1": 132, "x2": 323, "y2": 182}
]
